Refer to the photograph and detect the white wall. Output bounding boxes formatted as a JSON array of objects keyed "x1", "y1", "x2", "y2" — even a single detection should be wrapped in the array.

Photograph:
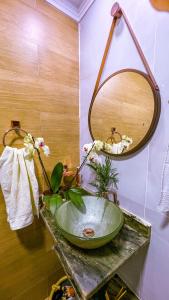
[{"x1": 79, "y1": 1, "x2": 169, "y2": 299}]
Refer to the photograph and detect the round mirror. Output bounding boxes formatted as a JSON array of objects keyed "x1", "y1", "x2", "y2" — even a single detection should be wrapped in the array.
[{"x1": 88, "y1": 69, "x2": 160, "y2": 156}]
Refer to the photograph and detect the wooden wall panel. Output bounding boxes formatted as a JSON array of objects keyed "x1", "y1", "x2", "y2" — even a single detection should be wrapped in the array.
[{"x1": 0, "y1": 0, "x2": 79, "y2": 299}]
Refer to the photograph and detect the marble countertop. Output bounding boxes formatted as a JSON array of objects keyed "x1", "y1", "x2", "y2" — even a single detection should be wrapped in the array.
[{"x1": 41, "y1": 207, "x2": 150, "y2": 300}]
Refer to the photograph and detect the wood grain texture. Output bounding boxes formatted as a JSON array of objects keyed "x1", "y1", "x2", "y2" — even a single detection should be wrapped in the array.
[{"x1": 0, "y1": 0, "x2": 79, "y2": 299}]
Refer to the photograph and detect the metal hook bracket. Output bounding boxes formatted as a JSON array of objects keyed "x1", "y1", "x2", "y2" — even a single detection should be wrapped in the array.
[{"x1": 11, "y1": 120, "x2": 21, "y2": 134}]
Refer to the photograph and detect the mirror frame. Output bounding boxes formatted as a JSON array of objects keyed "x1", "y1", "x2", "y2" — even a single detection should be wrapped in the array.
[{"x1": 88, "y1": 68, "x2": 161, "y2": 157}]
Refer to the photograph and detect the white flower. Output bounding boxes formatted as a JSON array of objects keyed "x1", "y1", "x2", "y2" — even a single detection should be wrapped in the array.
[
  {"x1": 24, "y1": 134, "x2": 50, "y2": 157},
  {"x1": 87, "y1": 151, "x2": 101, "y2": 164},
  {"x1": 94, "y1": 140, "x2": 104, "y2": 152},
  {"x1": 104, "y1": 142, "x2": 113, "y2": 154},
  {"x1": 35, "y1": 138, "x2": 50, "y2": 156},
  {"x1": 122, "y1": 135, "x2": 133, "y2": 145},
  {"x1": 42, "y1": 145, "x2": 50, "y2": 156},
  {"x1": 83, "y1": 135, "x2": 133, "y2": 158},
  {"x1": 110, "y1": 135, "x2": 133, "y2": 154},
  {"x1": 82, "y1": 140, "x2": 104, "y2": 163},
  {"x1": 34, "y1": 137, "x2": 45, "y2": 149},
  {"x1": 83, "y1": 143, "x2": 93, "y2": 154}
]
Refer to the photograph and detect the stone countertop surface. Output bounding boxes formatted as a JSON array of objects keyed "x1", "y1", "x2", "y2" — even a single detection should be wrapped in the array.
[{"x1": 41, "y1": 207, "x2": 151, "y2": 300}]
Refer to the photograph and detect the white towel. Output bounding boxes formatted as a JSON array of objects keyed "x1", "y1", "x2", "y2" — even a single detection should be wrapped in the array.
[
  {"x1": 0, "y1": 146, "x2": 39, "y2": 230},
  {"x1": 159, "y1": 146, "x2": 169, "y2": 212}
]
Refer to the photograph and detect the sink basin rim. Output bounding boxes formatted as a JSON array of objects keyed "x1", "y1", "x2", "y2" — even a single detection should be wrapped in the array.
[{"x1": 55, "y1": 196, "x2": 124, "y2": 241}]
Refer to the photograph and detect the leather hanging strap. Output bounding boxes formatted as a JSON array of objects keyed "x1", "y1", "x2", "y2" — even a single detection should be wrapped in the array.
[
  {"x1": 93, "y1": 16, "x2": 119, "y2": 97},
  {"x1": 120, "y1": 7, "x2": 159, "y2": 91},
  {"x1": 92, "y1": 2, "x2": 159, "y2": 100}
]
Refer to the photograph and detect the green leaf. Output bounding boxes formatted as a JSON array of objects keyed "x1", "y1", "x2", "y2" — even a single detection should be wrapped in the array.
[
  {"x1": 47, "y1": 194, "x2": 63, "y2": 216},
  {"x1": 51, "y1": 162, "x2": 64, "y2": 193},
  {"x1": 69, "y1": 187, "x2": 90, "y2": 196},
  {"x1": 68, "y1": 189, "x2": 85, "y2": 211},
  {"x1": 86, "y1": 163, "x2": 97, "y2": 171}
]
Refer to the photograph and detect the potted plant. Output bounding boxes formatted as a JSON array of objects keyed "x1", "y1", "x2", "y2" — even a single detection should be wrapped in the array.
[
  {"x1": 82, "y1": 141, "x2": 119, "y2": 203},
  {"x1": 86, "y1": 156, "x2": 119, "y2": 200},
  {"x1": 43, "y1": 162, "x2": 90, "y2": 216},
  {"x1": 23, "y1": 134, "x2": 90, "y2": 216}
]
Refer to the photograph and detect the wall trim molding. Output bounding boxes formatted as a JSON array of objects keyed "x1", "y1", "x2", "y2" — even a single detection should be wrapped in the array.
[
  {"x1": 46, "y1": 0, "x2": 95, "y2": 22},
  {"x1": 78, "y1": 0, "x2": 95, "y2": 21}
]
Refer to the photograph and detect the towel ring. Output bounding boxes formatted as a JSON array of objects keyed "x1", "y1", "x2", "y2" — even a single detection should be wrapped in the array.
[
  {"x1": 2, "y1": 122, "x2": 52, "y2": 191},
  {"x1": 106, "y1": 127, "x2": 122, "y2": 144},
  {"x1": 3, "y1": 127, "x2": 29, "y2": 147}
]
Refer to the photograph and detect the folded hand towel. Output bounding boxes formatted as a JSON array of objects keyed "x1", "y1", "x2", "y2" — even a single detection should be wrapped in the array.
[
  {"x1": 159, "y1": 146, "x2": 169, "y2": 212},
  {"x1": 0, "y1": 146, "x2": 39, "y2": 230}
]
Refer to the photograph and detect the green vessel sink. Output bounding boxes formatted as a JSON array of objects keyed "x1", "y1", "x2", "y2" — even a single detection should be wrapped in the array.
[{"x1": 55, "y1": 196, "x2": 124, "y2": 249}]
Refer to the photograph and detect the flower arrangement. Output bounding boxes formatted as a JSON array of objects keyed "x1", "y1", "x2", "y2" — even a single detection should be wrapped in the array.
[
  {"x1": 23, "y1": 133, "x2": 129, "y2": 215},
  {"x1": 83, "y1": 136, "x2": 133, "y2": 158}
]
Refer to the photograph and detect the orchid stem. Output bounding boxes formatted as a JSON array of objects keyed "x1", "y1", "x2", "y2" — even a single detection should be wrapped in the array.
[
  {"x1": 32, "y1": 136, "x2": 52, "y2": 192},
  {"x1": 69, "y1": 143, "x2": 95, "y2": 186}
]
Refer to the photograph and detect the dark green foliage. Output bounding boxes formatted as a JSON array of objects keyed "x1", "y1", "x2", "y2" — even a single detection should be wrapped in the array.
[
  {"x1": 64, "y1": 187, "x2": 90, "y2": 210},
  {"x1": 87, "y1": 157, "x2": 119, "y2": 197},
  {"x1": 44, "y1": 162, "x2": 90, "y2": 214},
  {"x1": 68, "y1": 187, "x2": 90, "y2": 196},
  {"x1": 67, "y1": 189, "x2": 85, "y2": 210},
  {"x1": 51, "y1": 162, "x2": 64, "y2": 193}
]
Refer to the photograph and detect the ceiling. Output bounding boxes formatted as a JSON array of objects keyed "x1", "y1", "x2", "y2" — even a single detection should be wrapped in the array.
[
  {"x1": 46, "y1": 0, "x2": 95, "y2": 22},
  {"x1": 68, "y1": 0, "x2": 84, "y2": 8}
]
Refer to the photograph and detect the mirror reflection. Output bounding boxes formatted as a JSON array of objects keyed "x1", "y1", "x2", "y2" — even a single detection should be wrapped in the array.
[{"x1": 89, "y1": 70, "x2": 159, "y2": 155}]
